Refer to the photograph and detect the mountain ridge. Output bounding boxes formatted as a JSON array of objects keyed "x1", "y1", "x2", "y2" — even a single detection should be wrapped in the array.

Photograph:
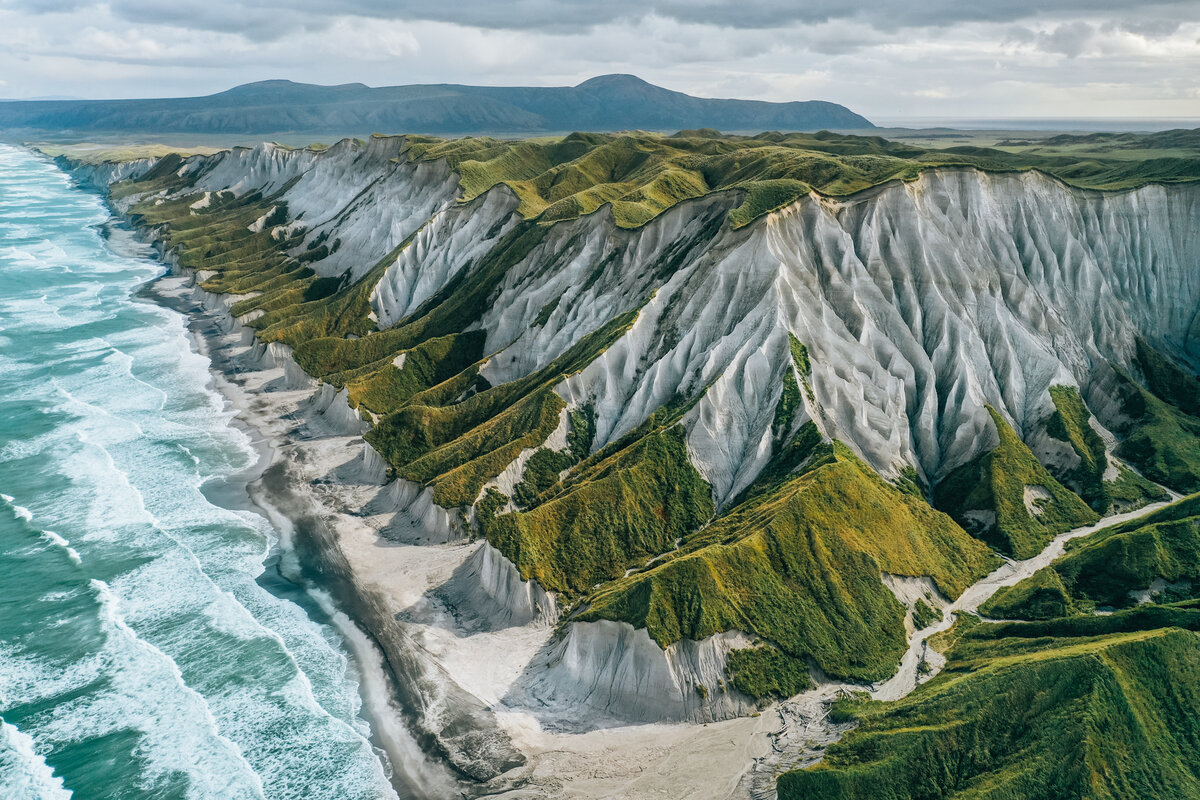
[{"x1": 0, "y1": 74, "x2": 874, "y2": 136}]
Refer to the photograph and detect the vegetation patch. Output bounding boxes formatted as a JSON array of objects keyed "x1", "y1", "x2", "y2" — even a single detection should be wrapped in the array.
[
  {"x1": 1045, "y1": 384, "x2": 1166, "y2": 513},
  {"x1": 403, "y1": 129, "x2": 1200, "y2": 230},
  {"x1": 980, "y1": 566, "x2": 1075, "y2": 620},
  {"x1": 911, "y1": 599, "x2": 943, "y2": 630},
  {"x1": 484, "y1": 421, "x2": 713, "y2": 595},
  {"x1": 788, "y1": 333, "x2": 811, "y2": 378},
  {"x1": 990, "y1": 494, "x2": 1200, "y2": 616},
  {"x1": 578, "y1": 442, "x2": 998, "y2": 684},
  {"x1": 566, "y1": 404, "x2": 596, "y2": 461},
  {"x1": 512, "y1": 448, "x2": 574, "y2": 507},
  {"x1": 1136, "y1": 337, "x2": 1200, "y2": 417},
  {"x1": 935, "y1": 407, "x2": 1098, "y2": 559},
  {"x1": 781, "y1": 606, "x2": 1200, "y2": 800},
  {"x1": 725, "y1": 645, "x2": 813, "y2": 700},
  {"x1": 1109, "y1": 360, "x2": 1200, "y2": 495}
]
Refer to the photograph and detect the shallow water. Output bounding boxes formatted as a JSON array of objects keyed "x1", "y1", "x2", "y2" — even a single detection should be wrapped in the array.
[{"x1": 0, "y1": 146, "x2": 399, "y2": 799}]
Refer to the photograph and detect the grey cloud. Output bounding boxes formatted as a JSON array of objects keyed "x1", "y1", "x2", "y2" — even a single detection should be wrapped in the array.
[
  {"x1": 1102, "y1": 19, "x2": 1185, "y2": 36},
  {"x1": 11, "y1": 0, "x2": 1200, "y2": 39},
  {"x1": 1037, "y1": 21, "x2": 1097, "y2": 56}
]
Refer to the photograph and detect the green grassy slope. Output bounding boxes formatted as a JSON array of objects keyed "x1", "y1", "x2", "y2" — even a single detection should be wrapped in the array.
[
  {"x1": 983, "y1": 494, "x2": 1200, "y2": 618},
  {"x1": 935, "y1": 407, "x2": 1098, "y2": 559},
  {"x1": 483, "y1": 419, "x2": 714, "y2": 595},
  {"x1": 1111, "y1": 346, "x2": 1200, "y2": 494},
  {"x1": 576, "y1": 441, "x2": 998, "y2": 692},
  {"x1": 1044, "y1": 385, "x2": 1167, "y2": 513},
  {"x1": 780, "y1": 609, "x2": 1200, "y2": 800},
  {"x1": 870, "y1": 497, "x2": 1200, "y2": 800}
]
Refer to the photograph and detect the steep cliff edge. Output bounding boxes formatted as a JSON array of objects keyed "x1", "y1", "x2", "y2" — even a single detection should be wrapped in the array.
[{"x1": 64, "y1": 130, "x2": 1200, "y2": 792}]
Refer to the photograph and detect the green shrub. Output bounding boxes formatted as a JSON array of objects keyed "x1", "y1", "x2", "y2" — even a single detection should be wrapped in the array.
[
  {"x1": 512, "y1": 448, "x2": 574, "y2": 507},
  {"x1": 912, "y1": 599, "x2": 943, "y2": 629},
  {"x1": 725, "y1": 646, "x2": 812, "y2": 700}
]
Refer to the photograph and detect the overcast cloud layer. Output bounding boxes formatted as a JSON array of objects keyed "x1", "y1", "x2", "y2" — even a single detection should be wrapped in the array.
[{"x1": 1, "y1": 0, "x2": 1197, "y2": 119}]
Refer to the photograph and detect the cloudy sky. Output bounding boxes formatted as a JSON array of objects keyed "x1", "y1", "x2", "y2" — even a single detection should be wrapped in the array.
[{"x1": 1, "y1": 0, "x2": 1198, "y2": 120}]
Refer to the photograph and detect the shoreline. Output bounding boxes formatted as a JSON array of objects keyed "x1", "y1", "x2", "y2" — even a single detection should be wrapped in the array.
[
  {"x1": 139, "y1": 248, "x2": 783, "y2": 800},
  {"x1": 48, "y1": 137, "x2": 1200, "y2": 798},
  {"x1": 103, "y1": 195, "x2": 781, "y2": 799},
  {"x1": 96, "y1": 164, "x2": 1188, "y2": 800},
  {"x1": 134, "y1": 261, "x2": 472, "y2": 799}
]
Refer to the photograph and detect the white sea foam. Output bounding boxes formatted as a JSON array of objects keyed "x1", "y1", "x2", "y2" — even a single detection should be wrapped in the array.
[
  {"x1": 40, "y1": 530, "x2": 82, "y2": 567},
  {"x1": 0, "y1": 719, "x2": 72, "y2": 800},
  {"x1": 0, "y1": 145, "x2": 401, "y2": 799},
  {"x1": 3, "y1": 497, "x2": 34, "y2": 523},
  {"x1": 309, "y1": 587, "x2": 457, "y2": 798},
  {"x1": 82, "y1": 579, "x2": 268, "y2": 798}
]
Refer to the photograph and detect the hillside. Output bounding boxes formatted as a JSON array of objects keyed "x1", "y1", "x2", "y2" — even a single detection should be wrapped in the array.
[
  {"x1": 782, "y1": 491, "x2": 1200, "y2": 799},
  {"x1": 0, "y1": 75, "x2": 873, "y2": 137},
  {"x1": 65, "y1": 127, "x2": 1200, "y2": 791},
  {"x1": 780, "y1": 605, "x2": 1200, "y2": 800}
]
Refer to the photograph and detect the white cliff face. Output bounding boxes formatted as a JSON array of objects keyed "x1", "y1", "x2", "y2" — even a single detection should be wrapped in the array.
[
  {"x1": 513, "y1": 621, "x2": 757, "y2": 726},
  {"x1": 65, "y1": 157, "x2": 157, "y2": 190},
  {"x1": 436, "y1": 542, "x2": 559, "y2": 632},
  {"x1": 406, "y1": 168, "x2": 1200, "y2": 504},
  {"x1": 94, "y1": 147, "x2": 1200, "y2": 730},
  {"x1": 178, "y1": 137, "x2": 465, "y2": 280},
  {"x1": 371, "y1": 186, "x2": 522, "y2": 326},
  {"x1": 766, "y1": 170, "x2": 1200, "y2": 484}
]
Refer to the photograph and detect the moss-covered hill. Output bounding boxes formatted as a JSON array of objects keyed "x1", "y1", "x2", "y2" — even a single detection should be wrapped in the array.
[
  {"x1": 935, "y1": 407, "x2": 1099, "y2": 559},
  {"x1": 575, "y1": 438, "x2": 998, "y2": 695}
]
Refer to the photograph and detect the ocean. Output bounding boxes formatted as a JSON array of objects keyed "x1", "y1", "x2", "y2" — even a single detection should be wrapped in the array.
[{"x1": 0, "y1": 145, "x2": 400, "y2": 798}]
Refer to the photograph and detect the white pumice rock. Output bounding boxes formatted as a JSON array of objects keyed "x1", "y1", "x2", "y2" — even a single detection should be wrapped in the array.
[{"x1": 513, "y1": 620, "x2": 757, "y2": 726}]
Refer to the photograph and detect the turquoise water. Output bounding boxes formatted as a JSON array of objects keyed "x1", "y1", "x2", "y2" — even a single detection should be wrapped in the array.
[{"x1": 0, "y1": 147, "x2": 400, "y2": 798}]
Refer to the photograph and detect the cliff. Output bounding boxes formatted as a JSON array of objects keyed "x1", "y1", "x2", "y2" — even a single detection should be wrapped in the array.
[{"x1": 65, "y1": 130, "x2": 1200, "y2": 793}]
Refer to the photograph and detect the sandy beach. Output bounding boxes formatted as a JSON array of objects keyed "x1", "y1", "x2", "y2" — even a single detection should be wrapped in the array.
[{"x1": 133, "y1": 245, "x2": 779, "y2": 799}]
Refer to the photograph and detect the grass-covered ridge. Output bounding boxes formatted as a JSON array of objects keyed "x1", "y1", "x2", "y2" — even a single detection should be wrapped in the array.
[
  {"x1": 780, "y1": 605, "x2": 1200, "y2": 800},
  {"x1": 1044, "y1": 384, "x2": 1167, "y2": 513},
  {"x1": 1110, "y1": 346, "x2": 1200, "y2": 495},
  {"x1": 367, "y1": 306, "x2": 642, "y2": 508},
  {"x1": 982, "y1": 494, "x2": 1200, "y2": 618},
  {"x1": 935, "y1": 407, "x2": 1098, "y2": 559},
  {"x1": 576, "y1": 441, "x2": 998, "y2": 689},
  {"x1": 399, "y1": 127, "x2": 1200, "y2": 229}
]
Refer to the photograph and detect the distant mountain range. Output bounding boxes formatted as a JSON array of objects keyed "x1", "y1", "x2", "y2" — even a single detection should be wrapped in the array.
[{"x1": 0, "y1": 74, "x2": 873, "y2": 136}]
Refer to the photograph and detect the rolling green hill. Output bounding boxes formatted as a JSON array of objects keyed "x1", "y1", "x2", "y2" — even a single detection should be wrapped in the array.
[{"x1": 780, "y1": 607, "x2": 1200, "y2": 800}]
